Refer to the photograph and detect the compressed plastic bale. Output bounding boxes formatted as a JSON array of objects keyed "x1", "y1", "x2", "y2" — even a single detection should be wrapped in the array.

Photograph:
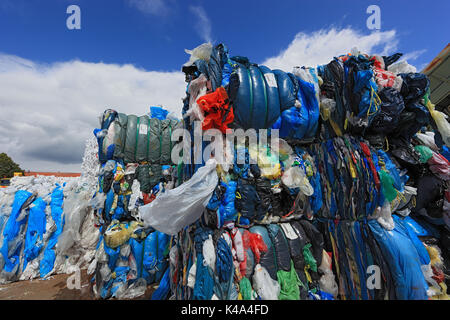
[
  {"x1": 138, "y1": 159, "x2": 218, "y2": 235},
  {"x1": 124, "y1": 114, "x2": 138, "y2": 164},
  {"x1": 252, "y1": 264, "x2": 280, "y2": 300},
  {"x1": 0, "y1": 190, "x2": 34, "y2": 282},
  {"x1": 22, "y1": 197, "x2": 47, "y2": 272},
  {"x1": 135, "y1": 115, "x2": 150, "y2": 163},
  {"x1": 110, "y1": 113, "x2": 128, "y2": 159}
]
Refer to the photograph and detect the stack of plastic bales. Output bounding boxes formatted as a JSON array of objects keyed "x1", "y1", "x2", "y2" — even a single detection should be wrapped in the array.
[
  {"x1": 88, "y1": 107, "x2": 182, "y2": 299},
  {"x1": 135, "y1": 43, "x2": 449, "y2": 300},
  {"x1": 0, "y1": 137, "x2": 100, "y2": 284}
]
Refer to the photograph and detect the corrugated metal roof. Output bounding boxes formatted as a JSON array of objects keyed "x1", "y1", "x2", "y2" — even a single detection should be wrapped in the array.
[{"x1": 24, "y1": 172, "x2": 81, "y2": 177}]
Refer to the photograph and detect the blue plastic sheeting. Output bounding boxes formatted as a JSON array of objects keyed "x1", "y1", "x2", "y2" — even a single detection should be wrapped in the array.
[
  {"x1": 40, "y1": 185, "x2": 65, "y2": 278},
  {"x1": 110, "y1": 266, "x2": 130, "y2": 298},
  {"x1": 153, "y1": 232, "x2": 170, "y2": 283},
  {"x1": 215, "y1": 237, "x2": 233, "y2": 282},
  {"x1": 353, "y1": 70, "x2": 379, "y2": 123},
  {"x1": 193, "y1": 252, "x2": 214, "y2": 300},
  {"x1": 151, "y1": 267, "x2": 170, "y2": 300},
  {"x1": 149, "y1": 106, "x2": 169, "y2": 120},
  {"x1": 0, "y1": 190, "x2": 33, "y2": 274},
  {"x1": 272, "y1": 104, "x2": 309, "y2": 140},
  {"x1": 368, "y1": 219, "x2": 429, "y2": 300},
  {"x1": 297, "y1": 77, "x2": 319, "y2": 138},
  {"x1": 23, "y1": 197, "x2": 47, "y2": 271},
  {"x1": 129, "y1": 231, "x2": 169, "y2": 284},
  {"x1": 398, "y1": 215, "x2": 430, "y2": 237},
  {"x1": 218, "y1": 181, "x2": 237, "y2": 227},
  {"x1": 393, "y1": 215, "x2": 430, "y2": 266}
]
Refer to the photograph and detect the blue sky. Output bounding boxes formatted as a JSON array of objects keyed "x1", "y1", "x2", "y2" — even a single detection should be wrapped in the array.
[
  {"x1": 1, "y1": 0, "x2": 448, "y2": 71},
  {"x1": 0, "y1": 0, "x2": 448, "y2": 171}
]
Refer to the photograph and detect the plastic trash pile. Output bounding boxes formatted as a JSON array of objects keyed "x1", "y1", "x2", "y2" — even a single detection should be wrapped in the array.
[
  {"x1": 87, "y1": 107, "x2": 182, "y2": 299},
  {"x1": 2, "y1": 42, "x2": 448, "y2": 301},
  {"x1": 140, "y1": 43, "x2": 448, "y2": 300},
  {"x1": 0, "y1": 137, "x2": 100, "y2": 284}
]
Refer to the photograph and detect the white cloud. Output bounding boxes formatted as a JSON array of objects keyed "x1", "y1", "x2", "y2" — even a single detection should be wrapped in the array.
[
  {"x1": 127, "y1": 0, "x2": 172, "y2": 16},
  {"x1": 262, "y1": 28, "x2": 407, "y2": 70},
  {"x1": 189, "y1": 5, "x2": 212, "y2": 43},
  {"x1": 0, "y1": 54, "x2": 185, "y2": 172}
]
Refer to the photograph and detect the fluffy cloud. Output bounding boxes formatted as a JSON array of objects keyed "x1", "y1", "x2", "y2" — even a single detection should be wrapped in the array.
[
  {"x1": 189, "y1": 5, "x2": 213, "y2": 43},
  {"x1": 262, "y1": 28, "x2": 412, "y2": 70},
  {"x1": 0, "y1": 54, "x2": 185, "y2": 172},
  {"x1": 0, "y1": 27, "x2": 424, "y2": 172},
  {"x1": 127, "y1": 0, "x2": 173, "y2": 16}
]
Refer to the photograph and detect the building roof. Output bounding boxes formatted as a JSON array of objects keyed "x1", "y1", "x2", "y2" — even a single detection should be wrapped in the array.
[{"x1": 24, "y1": 171, "x2": 81, "y2": 177}]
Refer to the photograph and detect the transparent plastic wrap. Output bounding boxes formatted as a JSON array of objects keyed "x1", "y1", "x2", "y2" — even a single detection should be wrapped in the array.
[
  {"x1": 186, "y1": 74, "x2": 208, "y2": 122},
  {"x1": 116, "y1": 278, "x2": 148, "y2": 299},
  {"x1": 415, "y1": 132, "x2": 439, "y2": 151},
  {"x1": 281, "y1": 166, "x2": 314, "y2": 196},
  {"x1": 387, "y1": 60, "x2": 417, "y2": 74},
  {"x1": 139, "y1": 159, "x2": 218, "y2": 235},
  {"x1": 183, "y1": 42, "x2": 212, "y2": 67}
]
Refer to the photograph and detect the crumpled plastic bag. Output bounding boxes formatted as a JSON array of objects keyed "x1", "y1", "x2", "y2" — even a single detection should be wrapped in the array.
[
  {"x1": 252, "y1": 264, "x2": 280, "y2": 300},
  {"x1": 319, "y1": 97, "x2": 336, "y2": 121},
  {"x1": 281, "y1": 166, "x2": 314, "y2": 196},
  {"x1": 318, "y1": 250, "x2": 339, "y2": 297},
  {"x1": 138, "y1": 159, "x2": 218, "y2": 235},
  {"x1": 186, "y1": 74, "x2": 208, "y2": 122},
  {"x1": 202, "y1": 235, "x2": 216, "y2": 272},
  {"x1": 374, "y1": 200, "x2": 395, "y2": 231},
  {"x1": 183, "y1": 42, "x2": 212, "y2": 67},
  {"x1": 388, "y1": 60, "x2": 417, "y2": 74}
]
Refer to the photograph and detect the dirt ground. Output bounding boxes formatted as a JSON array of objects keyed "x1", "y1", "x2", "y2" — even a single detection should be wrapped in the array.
[{"x1": 0, "y1": 269, "x2": 156, "y2": 300}]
